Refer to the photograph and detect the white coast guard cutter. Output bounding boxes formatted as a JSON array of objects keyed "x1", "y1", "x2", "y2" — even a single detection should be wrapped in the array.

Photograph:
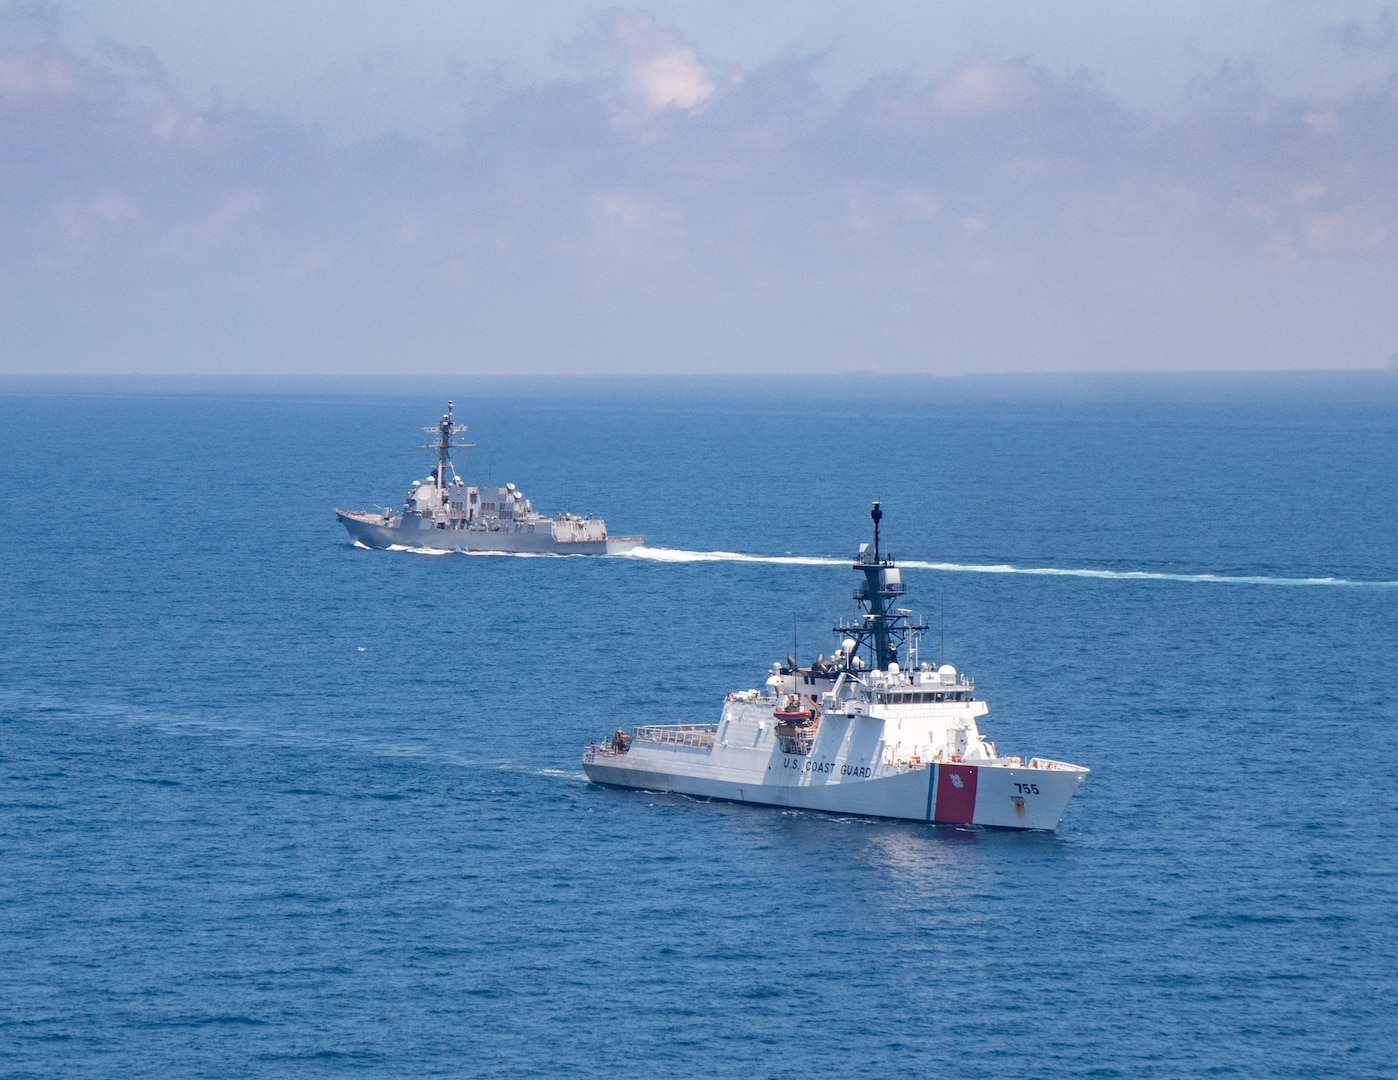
[{"x1": 584, "y1": 503, "x2": 1089, "y2": 831}]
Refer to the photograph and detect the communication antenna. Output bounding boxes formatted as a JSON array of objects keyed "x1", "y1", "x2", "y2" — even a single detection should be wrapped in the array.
[
  {"x1": 833, "y1": 501, "x2": 926, "y2": 673},
  {"x1": 420, "y1": 400, "x2": 474, "y2": 493},
  {"x1": 793, "y1": 616, "x2": 799, "y2": 694},
  {"x1": 939, "y1": 593, "x2": 945, "y2": 666}
]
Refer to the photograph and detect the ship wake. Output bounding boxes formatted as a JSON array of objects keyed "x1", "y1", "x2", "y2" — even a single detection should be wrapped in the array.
[{"x1": 622, "y1": 546, "x2": 1398, "y2": 589}]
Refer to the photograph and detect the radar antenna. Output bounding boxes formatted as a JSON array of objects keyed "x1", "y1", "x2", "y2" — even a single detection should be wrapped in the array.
[
  {"x1": 420, "y1": 399, "x2": 476, "y2": 490},
  {"x1": 833, "y1": 502, "x2": 929, "y2": 672}
]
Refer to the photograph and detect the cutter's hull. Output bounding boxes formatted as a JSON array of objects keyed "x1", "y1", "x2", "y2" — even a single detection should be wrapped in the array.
[{"x1": 584, "y1": 704, "x2": 1087, "y2": 831}]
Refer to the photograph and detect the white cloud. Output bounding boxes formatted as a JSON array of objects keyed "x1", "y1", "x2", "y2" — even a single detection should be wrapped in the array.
[
  {"x1": 152, "y1": 105, "x2": 205, "y2": 143},
  {"x1": 50, "y1": 193, "x2": 138, "y2": 244},
  {"x1": 931, "y1": 61, "x2": 1030, "y2": 116},
  {"x1": 5, "y1": 28, "x2": 1398, "y2": 374},
  {"x1": 1301, "y1": 108, "x2": 1339, "y2": 135},
  {"x1": 631, "y1": 50, "x2": 714, "y2": 111},
  {"x1": 0, "y1": 51, "x2": 75, "y2": 100},
  {"x1": 1304, "y1": 205, "x2": 1388, "y2": 255},
  {"x1": 895, "y1": 188, "x2": 941, "y2": 221},
  {"x1": 606, "y1": 12, "x2": 716, "y2": 112},
  {"x1": 960, "y1": 215, "x2": 986, "y2": 238},
  {"x1": 588, "y1": 189, "x2": 682, "y2": 261}
]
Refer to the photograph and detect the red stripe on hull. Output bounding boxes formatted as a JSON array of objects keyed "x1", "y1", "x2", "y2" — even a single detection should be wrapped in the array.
[{"x1": 933, "y1": 763, "x2": 979, "y2": 824}]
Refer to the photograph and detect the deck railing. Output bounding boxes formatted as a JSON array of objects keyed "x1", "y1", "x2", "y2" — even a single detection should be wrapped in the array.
[{"x1": 632, "y1": 724, "x2": 717, "y2": 750}]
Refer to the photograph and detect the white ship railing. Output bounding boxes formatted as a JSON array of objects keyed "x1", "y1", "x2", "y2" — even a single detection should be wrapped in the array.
[{"x1": 632, "y1": 724, "x2": 718, "y2": 750}]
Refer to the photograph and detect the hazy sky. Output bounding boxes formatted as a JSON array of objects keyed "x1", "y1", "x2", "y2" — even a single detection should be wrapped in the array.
[{"x1": 3, "y1": 2, "x2": 1397, "y2": 375}]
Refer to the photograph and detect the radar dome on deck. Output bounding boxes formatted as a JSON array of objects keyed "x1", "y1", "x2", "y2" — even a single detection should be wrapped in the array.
[
  {"x1": 887, "y1": 662, "x2": 900, "y2": 674},
  {"x1": 842, "y1": 638, "x2": 856, "y2": 653},
  {"x1": 938, "y1": 664, "x2": 956, "y2": 675}
]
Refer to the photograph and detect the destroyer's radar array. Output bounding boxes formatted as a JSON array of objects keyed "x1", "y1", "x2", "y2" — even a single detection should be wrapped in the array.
[{"x1": 420, "y1": 400, "x2": 475, "y2": 491}]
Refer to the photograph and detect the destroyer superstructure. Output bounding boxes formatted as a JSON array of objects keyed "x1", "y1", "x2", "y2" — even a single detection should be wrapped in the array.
[
  {"x1": 335, "y1": 402, "x2": 643, "y2": 554},
  {"x1": 584, "y1": 503, "x2": 1088, "y2": 830}
]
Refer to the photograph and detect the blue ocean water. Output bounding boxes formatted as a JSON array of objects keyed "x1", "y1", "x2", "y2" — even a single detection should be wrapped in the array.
[{"x1": 2, "y1": 384, "x2": 1396, "y2": 1078}]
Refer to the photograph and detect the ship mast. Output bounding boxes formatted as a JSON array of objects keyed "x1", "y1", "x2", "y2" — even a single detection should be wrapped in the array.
[
  {"x1": 834, "y1": 502, "x2": 928, "y2": 672},
  {"x1": 420, "y1": 400, "x2": 475, "y2": 498}
]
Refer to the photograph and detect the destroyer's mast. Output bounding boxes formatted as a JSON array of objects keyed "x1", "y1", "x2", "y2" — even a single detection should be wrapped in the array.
[
  {"x1": 834, "y1": 502, "x2": 929, "y2": 671},
  {"x1": 420, "y1": 400, "x2": 475, "y2": 495}
]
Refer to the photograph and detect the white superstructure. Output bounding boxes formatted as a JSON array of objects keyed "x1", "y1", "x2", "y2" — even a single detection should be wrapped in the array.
[{"x1": 583, "y1": 504, "x2": 1088, "y2": 830}]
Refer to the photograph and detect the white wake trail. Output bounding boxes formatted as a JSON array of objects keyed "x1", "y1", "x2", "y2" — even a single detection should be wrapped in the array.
[
  {"x1": 384, "y1": 544, "x2": 557, "y2": 558},
  {"x1": 622, "y1": 546, "x2": 843, "y2": 567},
  {"x1": 622, "y1": 547, "x2": 1398, "y2": 589}
]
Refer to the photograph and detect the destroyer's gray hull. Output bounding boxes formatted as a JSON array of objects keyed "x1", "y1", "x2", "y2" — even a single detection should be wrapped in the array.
[{"x1": 336, "y1": 511, "x2": 642, "y2": 555}]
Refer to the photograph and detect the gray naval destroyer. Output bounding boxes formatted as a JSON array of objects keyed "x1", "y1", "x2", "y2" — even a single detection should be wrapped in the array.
[
  {"x1": 585, "y1": 503, "x2": 1089, "y2": 830},
  {"x1": 336, "y1": 402, "x2": 643, "y2": 555}
]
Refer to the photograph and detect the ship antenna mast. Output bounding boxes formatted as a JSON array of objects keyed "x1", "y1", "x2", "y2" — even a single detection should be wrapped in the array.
[
  {"x1": 833, "y1": 501, "x2": 928, "y2": 673},
  {"x1": 421, "y1": 399, "x2": 475, "y2": 496}
]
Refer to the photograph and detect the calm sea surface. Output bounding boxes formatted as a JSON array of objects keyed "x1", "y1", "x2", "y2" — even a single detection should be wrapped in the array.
[{"x1": 2, "y1": 385, "x2": 1396, "y2": 1078}]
